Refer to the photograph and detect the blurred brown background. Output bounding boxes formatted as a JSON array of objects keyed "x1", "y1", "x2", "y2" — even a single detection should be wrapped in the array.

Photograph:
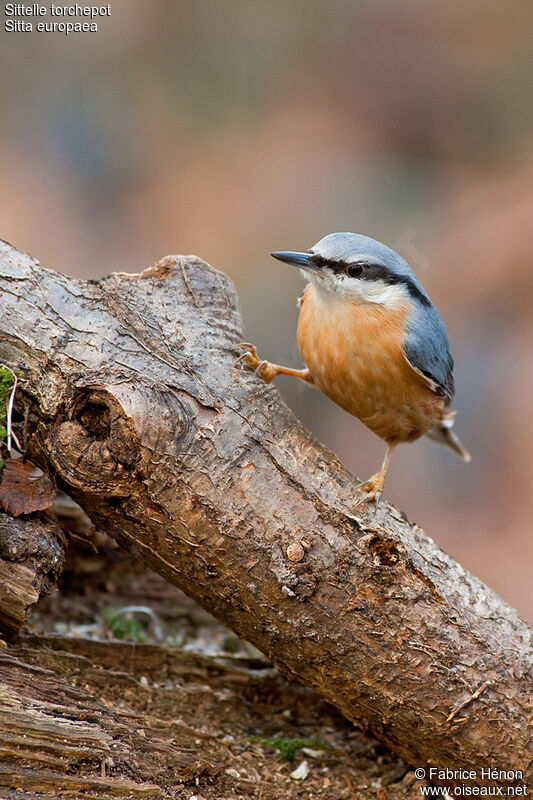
[{"x1": 1, "y1": 0, "x2": 532, "y2": 616}]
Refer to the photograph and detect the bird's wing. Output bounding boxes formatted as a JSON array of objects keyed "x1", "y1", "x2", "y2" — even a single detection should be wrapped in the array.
[{"x1": 403, "y1": 303, "x2": 455, "y2": 404}]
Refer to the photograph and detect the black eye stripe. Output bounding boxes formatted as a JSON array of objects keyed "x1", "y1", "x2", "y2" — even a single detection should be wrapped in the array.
[
  {"x1": 308, "y1": 254, "x2": 431, "y2": 307},
  {"x1": 309, "y1": 254, "x2": 381, "y2": 276},
  {"x1": 309, "y1": 253, "x2": 344, "y2": 272}
]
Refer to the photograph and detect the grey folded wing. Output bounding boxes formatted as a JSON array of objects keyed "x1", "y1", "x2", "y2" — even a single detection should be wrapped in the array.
[{"x1": 403, "y1": 301, "x2": 455, "y2": 405}]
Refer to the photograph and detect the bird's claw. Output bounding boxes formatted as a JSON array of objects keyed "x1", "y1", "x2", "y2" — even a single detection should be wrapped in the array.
[
  {"x1": 232, "y1": 351, "x2": 254, "y2": 368},
  {"x1": 232, "y1": 343, "x2": 276, "y2": 383},
  {"x1": 232, "y1": 342, "x2": 260, "y2": 368},
  {"x1": 232, "y1": 342, "x2": 256, "y2": 352},
  {"x1": 354, "y1": 474, "x2": 385, "y2": 510}
]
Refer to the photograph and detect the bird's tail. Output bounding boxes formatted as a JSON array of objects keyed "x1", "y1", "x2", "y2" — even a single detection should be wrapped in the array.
[{"x1": 425, "y1": 410, "x2": 471, "y2": 462}]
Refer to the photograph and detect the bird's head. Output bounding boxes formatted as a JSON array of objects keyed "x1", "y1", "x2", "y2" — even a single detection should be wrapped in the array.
[{"x1": 271, "y1": 232, "x2": 430, "y2": 309}]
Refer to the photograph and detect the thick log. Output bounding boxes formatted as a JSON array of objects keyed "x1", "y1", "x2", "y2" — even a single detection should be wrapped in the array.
[
  {"x1": 0, "y1": 239, "x2": 531, "y2": 781},
  {"x1": 0, "y1": 511, "x2": 65, "y2": 640}
]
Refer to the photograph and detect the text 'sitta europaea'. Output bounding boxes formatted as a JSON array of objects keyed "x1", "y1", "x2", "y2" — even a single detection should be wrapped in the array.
[{"x1": 234, "y1": 232, "x2": 470, "y2": 507}]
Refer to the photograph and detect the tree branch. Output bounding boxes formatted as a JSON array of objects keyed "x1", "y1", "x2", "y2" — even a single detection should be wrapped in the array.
[{"x1": 0, "y1": 240, "x2": 531, "y2": 781}]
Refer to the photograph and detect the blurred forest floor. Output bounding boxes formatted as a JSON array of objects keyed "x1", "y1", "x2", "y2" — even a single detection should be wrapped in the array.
[{"x1": 13, "y1": 542, "x2": 431, "y2": 800}]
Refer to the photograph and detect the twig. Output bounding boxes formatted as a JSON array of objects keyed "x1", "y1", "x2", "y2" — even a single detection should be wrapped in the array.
[
  {"x1": 446, "y1": 680, "x2": 492, "y2": 723},
  {"x1": 0, "y1": 364, "x2": 21, "y2": 455}
]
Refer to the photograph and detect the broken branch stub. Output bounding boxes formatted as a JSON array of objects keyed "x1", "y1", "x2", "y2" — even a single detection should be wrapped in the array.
[
  {"x1": 0, "y1": 510, "x2": 65, "y2": 640},
  {"x1": 0, "y1": 240, "x2": 531, "y2": 780}
]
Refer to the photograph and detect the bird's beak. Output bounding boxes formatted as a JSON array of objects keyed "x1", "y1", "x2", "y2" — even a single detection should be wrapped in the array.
[{"x1": 270, "y1": 251, "x2": 317, "y2": 270}]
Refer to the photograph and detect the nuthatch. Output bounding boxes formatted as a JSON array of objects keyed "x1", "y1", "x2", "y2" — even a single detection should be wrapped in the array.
[{"x1": 234, "y1": 232, "x2": 470, "y2": 507}]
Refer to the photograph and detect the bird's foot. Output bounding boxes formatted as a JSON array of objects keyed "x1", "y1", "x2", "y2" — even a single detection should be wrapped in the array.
[
  {"x1": 354, "y1": 471, "x2": 386, "y2": 509},
  {"x1": 232, "y1": 343, "x2": 278, "y2": 383}
]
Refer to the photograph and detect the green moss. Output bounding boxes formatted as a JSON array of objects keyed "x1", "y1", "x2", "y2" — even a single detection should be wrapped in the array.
[
  {"x1": 222, "y1": 632, "x2": 241, "y2": 652},
  {"x1": 0, "y1": 366, "x2": 22, "y2": 468},
  {"x1": 245, "y1": 736, "x2": 337, "y2": 763},
  {"x1": 102, "y1": 608, "x2": 148, "y2": 643},
  {"x1": 0, "y1": 369, "x2": 15, "y2": 436}
]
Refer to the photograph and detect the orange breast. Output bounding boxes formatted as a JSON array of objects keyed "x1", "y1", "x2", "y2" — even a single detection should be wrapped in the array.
[{"x1": 297, "y1": 285, "x2": 444, "y2": 444}]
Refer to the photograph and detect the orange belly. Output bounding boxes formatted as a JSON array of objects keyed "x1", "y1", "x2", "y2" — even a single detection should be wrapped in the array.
[{"x1": 297, "y1": 285, "x2": 444, "y2": 444}]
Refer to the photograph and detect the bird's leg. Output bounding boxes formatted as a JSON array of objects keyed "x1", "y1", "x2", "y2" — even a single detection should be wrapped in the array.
[
  {"x1": 355, "y1": 444, "x2": 395, "y2": 508},
  {"x1": 232, "y1": 343, "x2": 314, "y2": 385}
]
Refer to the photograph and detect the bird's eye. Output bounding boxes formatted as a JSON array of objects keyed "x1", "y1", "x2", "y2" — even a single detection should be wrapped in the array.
[{"x1": 346, "y1": 263, "x2": 363, "y2": 278}]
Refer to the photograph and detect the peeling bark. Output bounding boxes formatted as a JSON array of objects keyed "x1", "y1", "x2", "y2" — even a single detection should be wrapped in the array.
[
  {"x1": 0, "y1": 240, "x2": 531, "y2": 781},
  {"x1": 0, "y1": 511, "x2": 65, "y2": 640},
  {"x1": 0, "y1": 638, "x2": 223, "y2": 799}
]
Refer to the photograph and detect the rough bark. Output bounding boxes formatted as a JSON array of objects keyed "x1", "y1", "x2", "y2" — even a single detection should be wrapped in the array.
[
  {"x1": 0, "y1": 510, "x2": 65, "y2": 640},
  {"x1": 0, "y1": 239, "x2": 531, "y2": 781}
]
